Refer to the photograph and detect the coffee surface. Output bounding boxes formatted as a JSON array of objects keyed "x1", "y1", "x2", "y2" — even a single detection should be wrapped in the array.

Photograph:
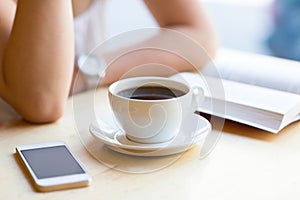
[{"x1": 118, "y1": 86, "x2": 186, "y2": 100}]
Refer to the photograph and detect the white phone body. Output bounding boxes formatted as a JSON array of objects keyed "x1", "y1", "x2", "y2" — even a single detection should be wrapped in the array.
[{"x1": 16, "y1": 141, "x2": 91, "y2": 192}]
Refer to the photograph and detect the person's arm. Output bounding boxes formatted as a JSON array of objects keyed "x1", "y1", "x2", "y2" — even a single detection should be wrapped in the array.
[
  {"x1": 144, "y1": 0, "x2": 218, "y2": 58},
  {"x1": 0, "y1": 0, "x2": 74, "y2": 123},
  {"x1": 98, "y1": 0, "x2": 218, "y2": 85}
]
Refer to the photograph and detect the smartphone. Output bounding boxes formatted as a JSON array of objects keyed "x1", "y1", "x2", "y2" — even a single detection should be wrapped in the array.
[{"x1": 16, "y1": 141, "x2": 91, "y2": 192}]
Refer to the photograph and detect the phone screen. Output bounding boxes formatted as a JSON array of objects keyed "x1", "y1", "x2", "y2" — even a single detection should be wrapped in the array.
[{"x1": 21, "y1": 145, "x2": 85, "y2": 179}]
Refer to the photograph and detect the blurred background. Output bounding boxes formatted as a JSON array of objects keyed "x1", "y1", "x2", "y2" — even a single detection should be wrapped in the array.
[{"x1": 104, "y1": 0, "x2": 300, "y2": 61}]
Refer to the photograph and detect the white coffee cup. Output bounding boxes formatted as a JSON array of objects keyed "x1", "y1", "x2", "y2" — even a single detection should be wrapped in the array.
[{"x1": 108, "y1": 76, "x2": 204, "y2": 144}]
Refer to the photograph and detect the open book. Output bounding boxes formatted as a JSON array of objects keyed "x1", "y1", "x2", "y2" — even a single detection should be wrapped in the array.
[{"x1": 171, "y1": 48, "x2": 300, "y2": 133}]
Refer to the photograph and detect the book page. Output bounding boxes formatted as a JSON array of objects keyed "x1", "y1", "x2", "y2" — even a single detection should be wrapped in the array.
[
  {"x1": 171, "y1": 72, "x2": 300, "y2": 133},
  {"x1": 173, "y1": 72, "x2": 300, "y2": 115},
  {"x1": 202, "y1": 48, "x2": 300, "y2": 94}
]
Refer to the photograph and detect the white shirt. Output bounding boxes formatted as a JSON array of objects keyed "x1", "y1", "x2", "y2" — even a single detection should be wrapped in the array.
[{"x1": 74, "y1": 0, "x2": 106, "y2": 56}]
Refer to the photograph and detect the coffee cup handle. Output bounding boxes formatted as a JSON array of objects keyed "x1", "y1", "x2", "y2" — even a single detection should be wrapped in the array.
[{"x1": 191, "y1": 86, "x2": 204, "y2": 111}]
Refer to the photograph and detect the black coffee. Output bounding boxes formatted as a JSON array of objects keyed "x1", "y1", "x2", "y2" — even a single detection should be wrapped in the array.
[{"x1": 118, "y1": 86, "x2": 186, "y2": 100}]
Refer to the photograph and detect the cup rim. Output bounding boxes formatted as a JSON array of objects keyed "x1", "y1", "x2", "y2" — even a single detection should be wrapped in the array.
[{"x1": 108, "y1": 76, "x2": 190, "y2": 102}]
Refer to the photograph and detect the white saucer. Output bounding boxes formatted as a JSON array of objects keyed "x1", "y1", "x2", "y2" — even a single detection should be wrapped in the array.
[{"x1": 89, "y1": 113, "x2": 211, "y2": 157}]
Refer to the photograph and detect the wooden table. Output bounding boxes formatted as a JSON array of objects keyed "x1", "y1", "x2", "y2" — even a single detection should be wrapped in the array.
[{"x1": 1, "y1": 87, "x2": 300, "y2": 200}]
